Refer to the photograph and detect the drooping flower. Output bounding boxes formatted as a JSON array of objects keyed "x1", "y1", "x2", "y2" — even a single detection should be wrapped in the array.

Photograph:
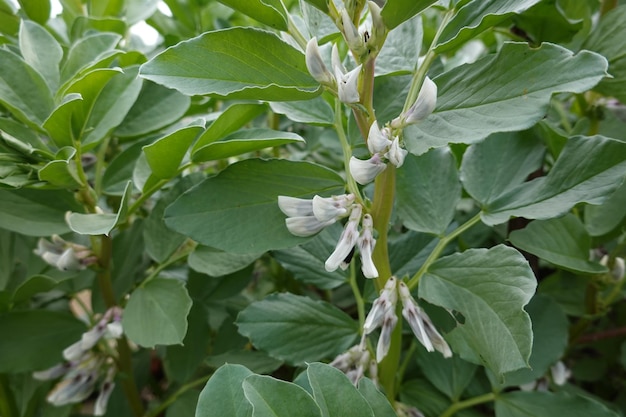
[
  {"x1": 279, "y1": 194, "x2": 354, "y2": 237},
  {"x1": 367, "y1": 122, "x2": 393, "y2": 155},
  {"x1": 398, "y1": 282, "x2": 452, "y2": 358},
  {"x1": 330, "y1": 343, "x2": 370, "y2": 385},
  {"x1": 391, "y1": 76, "x2": 438, "y2": 129},
  {"x1": 305, "y1": 37, "x2": 334, "y2": 86},
  {"x1": 385, "y1": 136, "x2": 408, "y2": 168},
  {"x1": 34, "y1": 235, "x2": 94, "y2": 271},
  {"x1": 325, "y1": 204, "x2": 363, "y2": 272},
  {"x1": 358, "y1": 214, "x2": 378, "y2": 278},
  {"x1": 550, "y1": 361, "x2": 571, "y2": 386},
  {"x1": 335, "y1": 63, "x2": 362, "y2": 104},
  {"x1": 349, "y1": 154, "x2": 387, "y2": 185},
  {"x1": 312, "y1": 194, "x2": 355, "y2": 222},
  {"x1": 363, "y1": 277, "x2": 399, "y2": 362},
  {"x1": 33, "y1": 306, "x2": 124, "y2": 415},
  {"x1": 600, "y1": 255, "x2": 625, "y2": 281}
]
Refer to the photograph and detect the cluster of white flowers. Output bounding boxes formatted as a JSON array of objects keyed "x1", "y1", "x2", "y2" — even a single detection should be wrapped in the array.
[
  {"x1": 278, "y1": 195, "x2": 379, "y2": 278},
  {"x1": 364, "y1": 277, "x2": 451, "y2": 363},
  {"x1": 329, "y1": 344, "x2": 376, "y2": 385},
  {"x1": 349, "y1": 77, "x2": 437, "y2": 185},
  {"x1": 33, "y1": 307, "x2": 123, "y2": 416},
  {"x1": 34, "y1": 235, "x2": 96, "y2": 271}
]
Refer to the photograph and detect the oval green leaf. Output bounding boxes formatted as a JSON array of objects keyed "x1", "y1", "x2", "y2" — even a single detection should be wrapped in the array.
[
  {"x1": 196, "y1": 363, "x2": 253, "y2": 417},
  {"x1": 139, "y1": 27, "x2": 320, "y2": 101}
]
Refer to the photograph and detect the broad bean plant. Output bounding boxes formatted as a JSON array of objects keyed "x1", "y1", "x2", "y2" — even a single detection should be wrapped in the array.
[{"x1": 1, "y1": 0, "x2": 626, "y2": 416}]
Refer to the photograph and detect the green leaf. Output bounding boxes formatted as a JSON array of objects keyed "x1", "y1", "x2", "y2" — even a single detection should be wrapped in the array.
[
  {"x1": 302, "y1": 0, "x2": 328, "y2": 13},
  {"x1": 139, "y1": 27, "x2": 320, "y2": 100},
  {"x1": 196, "y1": 364, "x2": 253, "y2": 417},
  {"x1": 206, "y1": 350, "x2": 283, "y2": 375},
  {"x1": 495, "y1": 391, "x2": 619, "y2": 417},
  {"x1": 435, "y1": 0, "x2": 542, "y2": 53},
  {"x1": 584, "y1": 181, "x2": 626, "y2": 236},
  {"x1": 17, "y1": 0, "x2": 50, "y2": 24},
  {"x1": 0, "y1": 49, "x2": 53, "y2": 129},
  {"x1": 192, "y1": 128, "x2": 305, "y2": 162},
  {"x1": 66, "y1": 181, "x2": 132, "y2": 235},
  {"x1": 405, "y1": 42, "x2": 608, "y2": 155},
  {"x1": 81, "y1": 66, "x2": 143, "y2": 147},
  {"x1": 307, "y1": 363, "x2": 374, "y2": 417},
  {"x1": 217, "y1": 0, "x2": 287, "y2": 30},
  {"x1": 483, "y1": 135, "x2": 626, "y2": 225},
  {"x1": 165, "y1": 303, "x2": 211, "y2": 383},
  {"x1": 144, "y1": 174, "x2": 203, "y2": 262},
  {"x1": 0, "y1": 310, "x2": 84, "y2": 372},
  {"x1": 396, "y1": 148, "x2": 461, "y2": 235},
  {"x1": 42, "y1": 93, "x2": 84, "y2": 148},
  {"x1": 269, "y1": 97, "x2": 334, "y2": 126},
  {"x1": 509, "y1": 214, "x2": 607, "y2": 274},
  {"x1": 115, "y1": 80, "x2": 191, "y2": 138},
  {"x1": 499, "y1": 295, "x2": 569, "y2": 388},
  {"x1": 70, "y1": 16, "x2": 128, "y2": 38},
  {"x1": 0, "y1": 0, "x2": 19, "y2": 36},
  {"x1": 357, "y1": 378, "x2": 397, "y2": 417},
  {"x1": 60, "y1": 32, "x2": 121, "y2": 84},
  {"x1": 243, "y1": 375, "x2": 322, "y2": 417},
  {"x1": 193, "y1": 103, "x2": 267, "y2": 152},
  {"x1": 164, "y1": 159, "x2": 345, "y2": 253},
  {"x1": 189, "y1": 246, "x2": 261, "y2": 277},
  {"x1": 236, "y1": 293, "x2": 358, "y2": 365},
  {"x1": 419, "y1": 244, "x2": 536, "y2": 376},
  {"x1": 11, "y1": 275, "x2": 58, "y2": 304},
  {"x1": 19, "y1": 20, "x2": 62, "y2": 91},
  {"x1": 460, "y1": 131, "x2": 545, "y2": 207},
  {"x1": 122, "y1": 277, "x2": 193, "y2": 348},
  {"x1": 376, "y1": 15, "x2": 422, "y2": 76},
  {"x1": 38, "y1": 147, "x2": 82, "y2": 188},
  {"x1": 0, "y1": 189, "x2": 80, "y2": 236},
  {"x1": 101, "y1": 140, "x2": 146, "y2": 195},
  {"x1": 581, "y1": 5, "x2": 626, "y2": 103},
  {"x1": 381, "y1": 0, "x2": 437, "y2": 30},
  {"x1": 143, "y1": 124, "x2": 203, "y2": 179},
  {"x1": 416, "y1": 352, "x2": 477, "y2": 401},
  {"x1": 272, "y1": 224, "x2": 347, "y2": 290}
]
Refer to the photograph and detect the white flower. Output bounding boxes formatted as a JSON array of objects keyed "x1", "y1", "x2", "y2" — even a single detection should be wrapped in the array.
[
  {"x1": 550, "y1": 361, "x2": 571, "y2": 386},
  {"x1": 330, "y1": 344, "x2": 370, "y2": 385},
  {"x1": 367, "y1": 122, "x2": 392, "y2": 155},
  {"x1": 600, "y1": 255, "x2": 625, "y2": 281},
  {"x1": 340, "y1": 8, "x2": 365, "y2": 54},
  {"x1": 46, "y1": 353, "x2": 102, "y2": 406},
  {"x1": 391, "y1": 77, "x2": 437, "y2": 128},
  {"x1": 305, "y1": 37, "x2": 334, "y2": 85},
  {"x1": 368, "y1": 1, "x2": 385, "y2": 45},
  {"x1": 325, "y1": 204, "x2": 362, "y2": 272},
  {"x1": 377, "y1": 310, "x2": 398, "y2": 362},
  {"x1": 278, "y1": 196, "x2": 314, "y2": 217},
  {"x1": 358, "y1": 214, "x2": 378, "y2": 278},
  {"x1": 34, "y1": 235, "x2": 93, "y2": 272},
  {"x1": 94, "y1": 368, "x2": 116, "y2": 416},
  {"x1": 385, "y1": 136, "x2": 408, "y2": 168},
  {"x1": 349, "y1": 154, "x2": 387, "y2": 185},
  {"x1": 398, "y1": 282, "x2": 452, "y2": 358},
  {"x1": 363, "y1": 277, "x2": 398, "y2": 334},
  {"x1": 312, "y1": 194, "x2": 355, "y2": 222},
  {"x1": 33, "y1": 363, "x2": 71, "y2": 381},
  {"x1": 285, "y1": 216, "x2": 335, "y2": 237},
  {"x1": 335, "y1": 63, "x2": 362, "y2": 104}
]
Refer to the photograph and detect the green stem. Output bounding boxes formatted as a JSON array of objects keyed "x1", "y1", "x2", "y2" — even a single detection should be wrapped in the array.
[
  {"x1": 396, "y1": 341, "x2": 417, "y2": 384},
  {"x1": 378, "y1": 304, "x2": 402, "y2": 401},
  {"x1": 141, "y1": 239, "x2": 197, "y2": 288},
  {"x1": 439, "y1": 392, "x2": 496, "y2": 417},
  {"x1": 370, "y1": 165, "x2": 396, "y2": 291},
  {"x1": 600, "y1": 0, "x2": 617, "y2": 16},
  {"x1": 407, "y1": 213, "x2": 482, "y2": 290},
  {"x1": 144, "y1": 373, "x2": 212, "y2": 417},
  {"x1": 94, "y1": 136, "x2": 111, "y2": 196},
  {"x1": 401, "y1": 9, "x2": 454, "y2": 115},
  {"x1": 335, "y1": 99, "x2": 365, "y2": 203},
  {"x1": 282, "y1": 0, "x2": 308, "y2": 50},
  {"x1": 0, "y1": 374, "x2": 18, "y2": 417},
  {"x1": 127, "y1": 178, "x2": 169, "y2": 216},
  {"x1": 97, "y1": 235, "x2": 117, "y2": 308}
]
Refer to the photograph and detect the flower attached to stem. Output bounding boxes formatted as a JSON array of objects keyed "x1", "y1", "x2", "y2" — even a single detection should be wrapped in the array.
[
  {"x1": 391, "y1": 76, "x2": 437, "y2": 129},
  {"x1": 363, "y1": 277, "x2": 399, "y2": 362},
  {"x1": 305, "y1": 37, "x2": 334, "y2": 86},
  {"x1": 398, "y1": 282, "x2": 452, "y2": 358},
  {"x1": 349, "y1": 153, "x2": 387, "y2": 185},
  {"x1": 33, "y1": 306, "x2": 124, "y2": 416},
  {"x1": 278, "y1": 196, "x2": 380, "y2": 278},
  {"x1": 34, "y1": 235, "x2": 96, "y2": 271}
]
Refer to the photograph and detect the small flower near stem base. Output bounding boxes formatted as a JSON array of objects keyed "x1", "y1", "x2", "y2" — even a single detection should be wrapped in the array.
[
  {"x1": 363, "y1": 277, "x2": 400, "y2": 362},
  {"x1": 325, "y1": 204, "x2": 362, "y2": 272},
  {"x1": 398, "y1": 282, "x2": 452, "y2": 358}
]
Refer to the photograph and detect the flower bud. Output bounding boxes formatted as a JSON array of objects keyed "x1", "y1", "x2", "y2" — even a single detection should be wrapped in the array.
[
  {"x1": 340, "y1": 8, "x2": 366, "y2": 55},
  {"x1": 305, "y1": 37, "x2": 334, "y2": 86}
]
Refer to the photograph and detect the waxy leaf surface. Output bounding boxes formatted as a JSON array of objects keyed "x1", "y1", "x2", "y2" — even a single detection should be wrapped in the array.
[
  {"x1": 243, "y1": 375, "x2": 322, "y2": 417},
  {"x1": 196, "y1": 364, "x2": 253, "y2": 417},
  {"x1": 406, "y1": 42, "x2": 608, "y2": 155},
  {"x1": 140, "y1": 27, "x2": 320, "y2": 100},
  {"x1": 165, "y1": 159, "x2": 345, "y2": 253},
  {"x1": 419, "y1": 245, "x2": 536, "y2": 376},
  {"x1": 236, "y1": 293, "x2": 358, "y2": 365}
]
